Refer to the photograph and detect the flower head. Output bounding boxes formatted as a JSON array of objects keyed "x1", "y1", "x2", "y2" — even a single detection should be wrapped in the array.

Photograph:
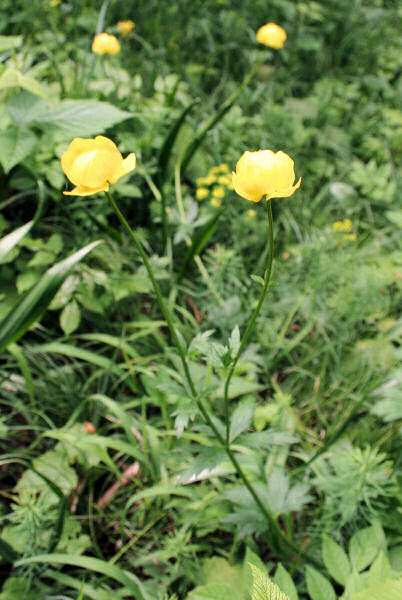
[
  {"x1": 256, "y1": 23, "x2": 287, "y2": 49},
  {"x1": 232, "y1": 150, "x2": 301, "y2": 203},
  {"x1": 92, "y1": 33, "x2": 120, "y2": 55},
  {"x1": 61, "y1": 136, "x2": 136, "y2": 196},
  {"x1": 117, "y1": 20, "x2": 135, "y2": 35}
]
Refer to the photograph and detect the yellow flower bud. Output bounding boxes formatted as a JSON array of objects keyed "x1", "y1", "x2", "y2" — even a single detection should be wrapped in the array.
[
  {"x1": 232, "y1": 149, "x2": 301, "y2": 203},
  {"x1": 92, "y1": 33, "x2": 120, "y2": 55},
  {"x1": 61, "y1": 136, "x2": 136, "y2": 196},
  {"x1": 211, "y1": 197, "x2": 222, "y2": 208},
  {"x1": 117, "y1": 20, "x2": 135, "y2": 36},
  {"x1": 256, "y1": 23, "x2": 287, "y2": 49},
  {"x1": 196, "y1": 187, "x2": 209, "y2": 200}
]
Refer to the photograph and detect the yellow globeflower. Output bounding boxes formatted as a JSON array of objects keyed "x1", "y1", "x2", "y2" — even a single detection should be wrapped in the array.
[
  {"x1": 256, "y1": 23, "x2": 287, "y2": 49},
  {"x1": 92, "y1": 33, "x2": 120, "y2": 55},
  {"x1": 61, "y1": 136, "x2": 136, "y2": 196},
  {"x1": 117, "y1": 20, "x2": 135, "y2": 35},
  {"x1": 232, "y1": 149, "x2": 301, "y2": 203}
]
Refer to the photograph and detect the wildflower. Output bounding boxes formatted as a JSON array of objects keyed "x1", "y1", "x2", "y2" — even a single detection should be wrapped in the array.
[
  {"x1": 211, "y1": 197, "x2": 222, "y2": 208},
  {"x1": 212, "y1": 186, "x2": 225, "y2": 199},
  {"x1": 232, "y1": 149, "x2": 301, "y2": 203},
  {"x1": 332, "y1": 219, "x2": 352, "y2": 233},
  {"x1": 84, "y1": 422, "x2": 96, "y2": 434},
  {"x1": 61, "y1": 136, "x2": 136, "y2": 196},
  {"x1": 117, "y1": 20, "x2": 135, "y2": 35},
  {"x1": 92, "y1": 33, "x2": 120, "y2": 55},
  {"x1": 343, "y1": 233, "x2": 357, "y2": 242},
  {"x1": 196, "y1": 175, "x2": 216, "y2": 187},
  {"x1": 218, "y1": 163, "x2": 230, "y2": 173},
  {"x1": 256, "y1": 23, "x2": 287, "y2": 49},
  {"x1": 196, "y1": 187, "x2": 209, "y2": 200},
  {"x1": 218, "y1": 174, "x2": 232, "y2": 185}
]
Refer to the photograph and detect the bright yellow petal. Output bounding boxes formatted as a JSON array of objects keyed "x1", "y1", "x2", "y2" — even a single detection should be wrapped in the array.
[
  {"x1": 232, "y1": 172, "x2": 263, "y2": 202},
  {"x1": 108, "y1": 153, "x2": 136, "y2": 184},
  {"x1": 63, "y1": 182, "x2": 110, "y2": 196},
  {"x1": 269, "y1": 177, "x2": 302, "y2": 199}
]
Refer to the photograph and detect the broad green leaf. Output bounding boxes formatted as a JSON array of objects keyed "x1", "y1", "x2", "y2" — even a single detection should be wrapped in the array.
[
  {"x1": 305, "y1": 566, "x2": 336, "y2": 600},
  {"x1": 188, "y1": 584, "x2": 243, "y2": 600},
  {"x1": 0, "y1": 127, "x2": 37, "y2": 173},
  {"x1": 60, "y1": 300, "x2": 81, "y2": 335},
  {"x1": 349, "y1": 526, "x2": 382, "y2": 572},
  {"x1": 0, "y1": 220, "x2": 34, "y2": 263},
  {"x1": 350, "y1": 577, "x2": 402, "y2": 600},
  {"x1": 243, "y1": 547, "x2": 267, "y2": 596},
  {"x1": 0, "y1": 68, "x2": 48, "y2": 98},
  {"x1": 273, "y1": 564, "x2": 299, "y2": 600},
  {"x1": 322, "y1": 534, "x2": 350, "y2": 585},
  {"x1": 34, "y1": 100, "x2": 133, "y2": 136},
  {"x1": 0, "y1": 35, "x2": 23, "y2": 52},
  {"x1": 0, "y1": 539, "x2": 19, "y2": 564},
  {"x1": 7, "y1": 91, "x2": 49, "y2": 127},
  {"x1": 250, "y1": 563, "x2": 290, "y2": 600},
  {"x1": 385, "y1": 210, "x2": 402, "y2": 228},
  {"x1": 0, "y1": 240, "x2": 101, "y2": 352},
  {"x1": 367, "y1": 551, "x2": 391, "y2": 586},
  {"x1": 15, "y1": 554, "x2": 151, "y2": 600}
]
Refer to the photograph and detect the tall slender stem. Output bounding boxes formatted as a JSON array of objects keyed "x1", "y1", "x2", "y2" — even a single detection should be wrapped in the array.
[
  {"x1": 105, "y1": 190, "x2": 323, "y2": 570},
  {"x1": 224, "y1": 199, "x2": 274, "y2": 445}
]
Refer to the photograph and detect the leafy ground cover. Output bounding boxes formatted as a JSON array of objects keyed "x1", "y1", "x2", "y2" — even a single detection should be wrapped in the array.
[{"x1": 0, "y1": 1, "x2": 401, "y2": 599}]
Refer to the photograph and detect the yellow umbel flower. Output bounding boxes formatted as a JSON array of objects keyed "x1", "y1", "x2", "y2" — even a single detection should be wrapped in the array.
[
  {"x1": 117, "y1": 20, "x2": 135, "y2": 35},
  {"x1": 256, "y1": 23, "x2": 287, "y2": 49},
  {"x1": 92, "y1": 33, "x2": 120, "y2": 55},
  {"x1": 332, "y1": 219, "x2": 352, "y2": 233},
  {"x1": 212, "y1": 186, "x2": 225, "y2": 199},
  {"x1": 196, "y1": 187, "x2": 209, "y2": 200},
  {"x1": 232, "y1": 149, "x2": 301, "y2": 203},
  {"x1": 61, "y1": 136, "x2": 136, "y2": 196}
]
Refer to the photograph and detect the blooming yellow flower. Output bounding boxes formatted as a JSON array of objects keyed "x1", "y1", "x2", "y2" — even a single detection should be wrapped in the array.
[
  {"x1": 256, "y1": 23, "x2": 287, "y2": 49},
  {"x1": 61, "y1": 136, "x2": 136, "y2": 196},
  {"x1": 117, "y1": 20, "x2": 135, "y2": 35},
  {"x1": 232, "y1": 150, "x2": 301, "y2": 203},
  {"x1": 196, "y1": 187, "x2": 209, "y2": 200},
  {"x1": 92, "y1": 33, "x2": 120, "y2": 55},
  {"x1": 212, "y1": 186, "x2": 225, "y2": 199},
  {"x1": 332, "y1": 219, "x2": 352, "y2": 232}
]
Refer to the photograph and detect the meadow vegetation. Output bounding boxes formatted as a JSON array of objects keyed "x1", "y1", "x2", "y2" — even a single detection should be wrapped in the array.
[{"x1": 0, "y1": 1, "x2": 401, "y2": 599}]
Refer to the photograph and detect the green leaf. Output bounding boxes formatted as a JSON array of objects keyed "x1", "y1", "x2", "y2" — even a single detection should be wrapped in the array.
[
  {"x1": 34, "y1": 100, "x2": 133, "y2": 136},
  {"x1": 250, "y1": 563, "x2": 290, "y2": 600},
  {"x1": 7, "y1": 91, "x2": 49, "y2": 127},
  {"x1": 243, "y1": 547, "x2": 267, "y2": 596},
  {"x1": 305, "y1": 566, "x2": 336, "y2": 600},
  {"x1": 15, "y1": 554, "x2": 151, "y2": 600},
  {"x1": 0, "y1": 220, "x2": 34, "y2": 263},
  {"x1": 0, "y1": 539, "x2": 19, "y2": 564},
  {"x1": 188, "y1": 584, "x2": 243, "y2": 600},
  {"x1": 367, "y1": 551, "x2": 391, "y2": 586},
  {"x1": 0, "y1": 127, "x2": 37, "y2": 173},
  {"x1": 322, "y1": 534, "x2": 351, "y2": 585},
  {"x1": 157, "y1": 99, "x2": 199, "y2": 186},
  {"x1": 230, "y1": 397, "x2": 255, "y2": 442},
  {"x1": 273, "y1": 564, "x2": 299, "y2": 600},
  {"x1": 177, "y1": 447, "x2": 226, "y2": 484},
  {"x1": 0, "y1": 241, "x2": 101, "y2": 352},
  {"x1": 0, "y1": 68, "x2": 48, "y2": 98},
  {"x1": 0, "y1": 35, "x2": 23, "y2": 52},
  {"x1": 60, "y1": 300, "x2": 81, "y2": 335},
  {"x1": 349, "y1": 526, "x2": 381, "y2": 572},
  {"x1": 350, "y1": 577, "x2": 402, "y2": 600}
]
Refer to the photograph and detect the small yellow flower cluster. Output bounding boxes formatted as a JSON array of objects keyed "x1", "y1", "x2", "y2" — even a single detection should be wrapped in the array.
[
  {"x1": 332, "y1": 219, "x2": 356, "y2": 242},
  {"x1": 117, "y1": 20, "x2": 135, "y2": 36},
  {"x1": 195, "y1": 164, "x2": 233, "y2": 207},
  {"x1": 332, "y1": 218, "x2": 352, "y2": 232}
]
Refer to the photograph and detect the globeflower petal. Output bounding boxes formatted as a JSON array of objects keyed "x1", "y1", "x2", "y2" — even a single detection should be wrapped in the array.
[
  {"x1": 61, "y1": 136, "x2": 136, "y2": 197},
  {"x1": 256, "y1": 23, "x2": 287, "y2": 49},
  {"x1": 232, "y1": 149, "x2": 301, "y2": 203}
]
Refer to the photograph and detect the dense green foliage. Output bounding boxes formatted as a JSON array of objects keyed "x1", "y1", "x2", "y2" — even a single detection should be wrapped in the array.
[{"x1": 0, "y1": 0, "x2": 401, "y2": 599}]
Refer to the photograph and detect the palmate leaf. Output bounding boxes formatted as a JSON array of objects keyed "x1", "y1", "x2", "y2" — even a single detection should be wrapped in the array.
[
  {"x1": 0, "y1": 241, "x2": 101, "y2": 353},
  {"x1": 250, "y1": 564, "x2": 291, "y2": 600}
]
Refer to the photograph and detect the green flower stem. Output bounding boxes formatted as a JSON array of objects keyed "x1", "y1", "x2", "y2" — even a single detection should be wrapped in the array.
[
  {"x1": 105, "y1": 190, "x2": 323, "y2": 570},
  {"x1": 224, "y1": 199, "x2": 274, "y2": 446}
]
